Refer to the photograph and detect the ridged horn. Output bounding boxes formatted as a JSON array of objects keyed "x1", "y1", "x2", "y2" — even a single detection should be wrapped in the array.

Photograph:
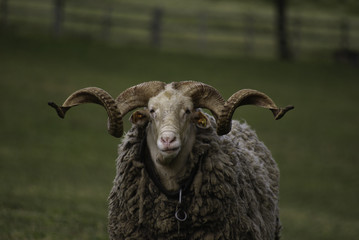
[
  {"x1": 115, "y1": 81, "x2": 166, "y2": 117},
  {"x1": 172, "y1": 81, "x2": 225, "y2": 120},
  {"x1": 48, "y1": 87, "x2": 123, "y2": 138},
  {"x1": 217, "y1": 89, "x2": 294, "y2": 135}
]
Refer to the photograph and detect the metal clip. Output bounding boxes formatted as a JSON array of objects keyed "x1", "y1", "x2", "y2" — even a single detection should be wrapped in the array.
[
  {"x1": 175, "y1": 189, "x2": 187, "y2": 222},
  {"x1": 175, "y1": 208, "x2": 187, "y2": 222},
  {"x1": 178, "y1": 188, "x2": 183, "y2": 204}
]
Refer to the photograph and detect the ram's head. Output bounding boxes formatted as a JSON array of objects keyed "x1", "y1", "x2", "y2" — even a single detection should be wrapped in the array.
[{"x1": 49, "y1": 81, "x2": 293, "y2": 166}]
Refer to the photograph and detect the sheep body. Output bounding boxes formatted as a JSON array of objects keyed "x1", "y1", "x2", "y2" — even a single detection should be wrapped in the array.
[{"x1": 108, "y1": 115, "x2": 281, "y2": 240}]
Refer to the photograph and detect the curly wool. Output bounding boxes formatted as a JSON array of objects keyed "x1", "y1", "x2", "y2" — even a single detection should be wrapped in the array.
[{"x1": 108, "y1": 117, "x2": 281, "y2": 240}]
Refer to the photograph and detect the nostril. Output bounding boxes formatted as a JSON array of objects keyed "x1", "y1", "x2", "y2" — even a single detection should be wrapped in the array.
[
  {"x1": 160, "y1": 136, "x2": 176, "y2": 145},
  {"x1": 161, "y1": 137, "x2": 168, "y2": 144}
]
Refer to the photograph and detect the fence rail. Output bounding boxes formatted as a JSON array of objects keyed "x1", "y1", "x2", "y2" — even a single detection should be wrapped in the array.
[{"x1": 1, "y1": 0, "x2": 359, "y2": 60}]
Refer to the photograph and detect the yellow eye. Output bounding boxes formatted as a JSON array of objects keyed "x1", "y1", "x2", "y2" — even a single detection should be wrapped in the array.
[
  {"x1": 131, "y1": 111, "x2": 145, "y2": 124},
  {"x1": 198, "y1": 117, "x2": 207, "y2": 127}
]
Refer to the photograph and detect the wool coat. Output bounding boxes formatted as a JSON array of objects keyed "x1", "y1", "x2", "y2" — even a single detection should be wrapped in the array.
[{"x1": 108, "y1": 117, "x2": 281, "y2": 240}]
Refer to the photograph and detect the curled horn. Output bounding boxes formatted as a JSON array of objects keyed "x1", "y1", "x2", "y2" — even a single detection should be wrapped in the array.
[
  {"x1": 217, "y1": 89, "x2": 294, "y2": 135},
  {"x1": 48, "y1": 87, "x2": 123, "y2": 138},
  {"x1": 115, "y1": 81, "x2": 166, "y2": 117},
  {"x1": 173, "y1": 81, "x2": 293, "y2": 136},
  {"x1": 173, "y1": 81, "x2": 225, "y2": 120}
]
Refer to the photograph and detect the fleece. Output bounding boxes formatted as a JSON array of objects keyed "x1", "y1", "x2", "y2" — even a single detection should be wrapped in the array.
[{"x1": 108, "y1": 117, "x2": 281, "y2": 240}]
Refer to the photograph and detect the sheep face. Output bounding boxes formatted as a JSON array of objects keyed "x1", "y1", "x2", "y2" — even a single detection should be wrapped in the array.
[{"x1": 146, "y1": 87, "x2": 198, "y2": 166}]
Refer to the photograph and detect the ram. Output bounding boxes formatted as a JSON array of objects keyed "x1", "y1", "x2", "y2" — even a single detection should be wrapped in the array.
[{"x1": 49, "y1": 81, "x2": 293, "y2": 240}]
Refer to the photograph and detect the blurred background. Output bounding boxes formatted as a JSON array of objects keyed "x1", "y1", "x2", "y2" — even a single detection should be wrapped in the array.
[{"x1": 0, "y1": 0, "x2": 358, "y2": 239}]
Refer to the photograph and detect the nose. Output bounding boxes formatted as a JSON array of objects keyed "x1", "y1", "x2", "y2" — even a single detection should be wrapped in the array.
[
  {"x1": 158, "y1": 131, "x2": 180, "y2": 152},
  {"x1": 161, "y1": 135, "x2": 176, "y2": 146}
]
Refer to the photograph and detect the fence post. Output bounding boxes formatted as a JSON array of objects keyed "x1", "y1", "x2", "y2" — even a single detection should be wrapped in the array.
[
  {"x1": 0, "y1": 0, "x2": 8, "y2": 29},
  {"x1": 150, "y1": 8, "x2": 163, "y2": 48},
  {"x1": 275, "y1": 0, "x2": 291, "y2": 60},
  {"x1": 53, "y1": 0, "x2": 65, "y2": 36}
]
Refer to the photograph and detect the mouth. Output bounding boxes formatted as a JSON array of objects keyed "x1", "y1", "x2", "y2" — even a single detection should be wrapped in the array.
[
  {"x1": 156, "y1": 147, "x2": 181, "y2": 165},
  {"x1": 160, "y1": 147, "x2": 180, "y2": 154}
]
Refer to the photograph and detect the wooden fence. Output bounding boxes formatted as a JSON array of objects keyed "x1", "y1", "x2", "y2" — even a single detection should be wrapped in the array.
[{"x1": 1, "y1": 0, "x2": 359, "y2": 60}]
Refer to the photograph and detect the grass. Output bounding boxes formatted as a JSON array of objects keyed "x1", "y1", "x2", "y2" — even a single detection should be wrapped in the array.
[{"x1": 0, "y1": 33, "x2": 358, "y2": 239}]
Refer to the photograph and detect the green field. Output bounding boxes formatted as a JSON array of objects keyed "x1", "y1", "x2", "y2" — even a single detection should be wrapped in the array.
[{"x1": 0, "y1": 33, "x2": 358, "y2": 239}]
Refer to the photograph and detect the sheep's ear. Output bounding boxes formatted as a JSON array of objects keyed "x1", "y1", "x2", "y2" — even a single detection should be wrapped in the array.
[
  {"x1": 193, "y1": 111, "x2": 210, "y2": 129},
  {"x1": 130, "y1": 109, "x2": 149, "y2": 126}
]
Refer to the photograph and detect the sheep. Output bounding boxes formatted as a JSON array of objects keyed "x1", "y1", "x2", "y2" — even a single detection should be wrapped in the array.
[{"x1": 49, "y1": 81, "x2": 293, "y2": 240}]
